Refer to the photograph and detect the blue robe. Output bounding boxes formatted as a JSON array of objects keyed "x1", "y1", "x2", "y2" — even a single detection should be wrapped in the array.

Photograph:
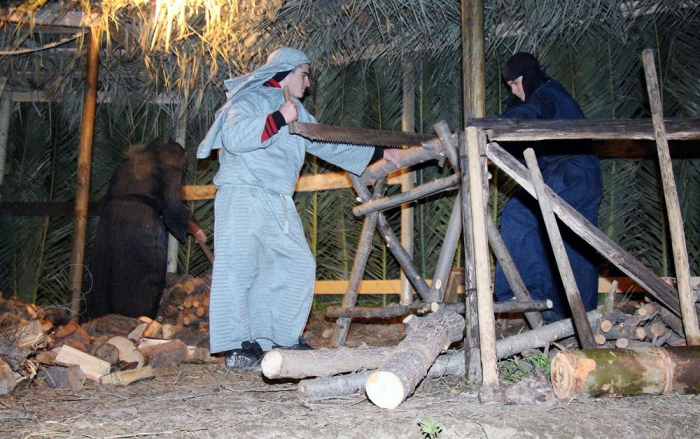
[{"x1": 494, "y1": 80, "x2": 603, "y2": 321}]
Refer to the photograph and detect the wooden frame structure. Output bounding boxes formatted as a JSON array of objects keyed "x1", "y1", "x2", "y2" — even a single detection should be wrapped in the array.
[{"x1": 286, "y1": 76, "x2": 700, "y2": 398}]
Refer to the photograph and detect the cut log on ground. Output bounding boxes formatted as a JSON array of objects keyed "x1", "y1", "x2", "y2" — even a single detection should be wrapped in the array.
[
  {"x1": 497, "y1": 310, "x2": 601, "y2": 358},
  {"x1": 54, "y1": 344, "x2": 110, "y2": 381},
  {"x1": 299, "y1": 371, "x2": 372, "y2": 399},
  {"x1": 262, "y1": 346, "x2": 394, "y2": 380},
  {"x1": 100, "y1": 366, "x2": 156, "y2": 386},
  {"x1": 551, "y1": 346, "x2": 700, "y2": 399},
  {"x1": 138, "y1": 339, "x2": 189, "y2": 368},
  {"x1": 37, "y1": 365, "x2": 86, "y2": 391},
  {"x1": 365, "y1": 310, "x2": 465, "y2": 409}
]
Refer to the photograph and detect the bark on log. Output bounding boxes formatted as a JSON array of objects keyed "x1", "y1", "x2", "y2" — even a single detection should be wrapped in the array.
[
  {"x1": 602, "y1": 324, "x2": 646, "y2": 341},
  {"x1": 138, "y1": 339, "x2": 188, "y2": 368},
  {"x1": 299, "y1": 371, "x2": 372, "y2": 399},
  {"x1": 38, "y1": 365, "x2": 86, "y2": 391},
  {"x1": 365, "y1": 310, "x2": 465, "y2": 409},
  {"x1": 262, "y1": 346, "x2": 394, "y2": 380},
  {"x1": 497, "y1": 310, "x2": 601, "y2": 358},
  {"x1": 551, "y1": 346, "x2": 700, "y2": 399},
  {"x1": 467, "y1": 117, "x2": 700, "y2": 142},
  {"x1": 352, "y1": 175, "x2": 459, "y2": 217}
]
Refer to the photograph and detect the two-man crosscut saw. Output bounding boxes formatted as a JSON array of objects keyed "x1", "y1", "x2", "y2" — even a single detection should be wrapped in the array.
[{"x1": 288, "y1": 121, "x2": 437, "y2": 148}]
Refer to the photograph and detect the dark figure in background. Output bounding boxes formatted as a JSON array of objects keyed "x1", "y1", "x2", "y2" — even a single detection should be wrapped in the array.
[
  {"x1": 493, "y1": 52, "x2": 603, "y2": 323},
  {"x1": 82, "y1": 137, "x2": 206, "y2": 322}
]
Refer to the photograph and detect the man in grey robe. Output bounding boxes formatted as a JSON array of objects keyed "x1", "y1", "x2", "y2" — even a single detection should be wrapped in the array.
[{"x1": 197, "y1": 47, "x2": 399, "y2": 369}]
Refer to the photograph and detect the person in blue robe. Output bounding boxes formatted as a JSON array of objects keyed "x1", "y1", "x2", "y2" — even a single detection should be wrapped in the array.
[{"x1": 493, "y1": 52, "x2": 603, "y2": 323}]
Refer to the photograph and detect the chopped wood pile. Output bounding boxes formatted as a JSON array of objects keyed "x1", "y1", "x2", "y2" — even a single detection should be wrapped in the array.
[{"x1": 0, "y1": 273, "x2": 213, "y2": 395}]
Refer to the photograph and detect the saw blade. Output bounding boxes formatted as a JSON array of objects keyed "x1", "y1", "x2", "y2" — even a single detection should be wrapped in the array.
[{"x1": 289, "y1": 122, "x2": 436, "y2": 148}]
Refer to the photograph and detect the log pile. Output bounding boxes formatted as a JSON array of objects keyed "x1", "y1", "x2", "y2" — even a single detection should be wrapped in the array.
[
  {"x1": 0, "y1": 273, "x2": 214, "y2": 395},
  {"x1": 154, "y1": 273, "x2": 212, "y2": 346},
  {"x1": 594, "y1": 300, "x2": 686, "y2": 349}
]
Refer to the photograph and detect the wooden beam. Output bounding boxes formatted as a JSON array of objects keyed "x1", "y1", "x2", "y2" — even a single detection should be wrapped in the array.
[
  {"x1": 466, "y1": 118, "x2": 700, "y2": 141},
  {"x1": 312, "y1": 277, "x2": 690, "y2": 296}
]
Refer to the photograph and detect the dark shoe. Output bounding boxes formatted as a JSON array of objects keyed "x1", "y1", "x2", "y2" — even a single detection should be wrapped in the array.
[
  {"x1": 273, "y1": 336, "x2": 313, "y2": 351},
  {"x1": 225, "y1": 341, "x2": 264, "y2": 371}
]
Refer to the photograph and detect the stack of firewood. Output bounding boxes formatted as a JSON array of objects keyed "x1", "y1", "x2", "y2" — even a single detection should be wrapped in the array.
[
  {"x1": 157, "y1": 273, "x2": 211, "y2": 330},
  {"x1": 0, "y1": 273, "x2": 214, "y2": 395},
  {"x1": 595, "y1": 300, "x2": 686, "y2": 349}
]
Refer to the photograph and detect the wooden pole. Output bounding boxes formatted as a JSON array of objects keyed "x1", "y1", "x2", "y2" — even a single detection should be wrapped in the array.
[
  {"x1": 641, "y1": 49, "x2": 700, "y2": 346},
  {"x1": 466, "y1": 126, "x2": 499, "y2": 393},
  {"x1": 167, "y1": 97, "x2": 187, "y2": 274},
  {"x1": 461, "y1": 0, "x2": 485, "y2": 124},
  {"x1": 523, "y1": 148, "x2": 596, "y2": 349},
  {"x1": 400, "y1": 59, "x2": 416, "y2": 306},
  {"x1": 68, "y1": 27, "x2": 100, "y2": 322},
  {"x1": 334, "y1": 176, "x2": 387, "y2": 347},
  {"x1": 458, "y1": 130, "x2": 481, "y2": 383},
  {"x1": 0, "y1": 78, "x2": 10, "y2": 202}
]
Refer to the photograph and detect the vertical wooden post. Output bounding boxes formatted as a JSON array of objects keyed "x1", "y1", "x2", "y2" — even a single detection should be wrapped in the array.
[
  {"x1": 69, "y1": 27, "x2": 101, "y2": 322},
  {"x1": 167, "y1": 98, "x2": 187, "y2": 274},
  {"x1": 466, "y1": 126, "x2": 499, "y2": 394},
  {"x1": 461, "y1": 0, "x2": 486, "y2": 124},
  {"x1": 642, "y1": 49, "x2": 700, "y2": 346},
  {"x1": 0, "y1": 78, "x2": 10, "y2": 201},
  {"x1": 400, "y1": 60, "x2": 415, "y2": 305},
  {"x1": 458, "y1": 130, "x2": 481, "y2": 383},
  {"x1": 524, "y1": 148, "x2": 596, "y2": 349}
]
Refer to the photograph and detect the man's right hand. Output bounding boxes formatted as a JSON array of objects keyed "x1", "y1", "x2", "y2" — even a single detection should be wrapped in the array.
[{"x1": 279, "y1": 100, "x2": 298, "y2": 124}]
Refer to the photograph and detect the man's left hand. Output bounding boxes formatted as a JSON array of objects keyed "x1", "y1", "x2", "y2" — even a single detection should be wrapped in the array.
[{"x1": 383, "y1": 148, "x2": 402, "y2": 169}]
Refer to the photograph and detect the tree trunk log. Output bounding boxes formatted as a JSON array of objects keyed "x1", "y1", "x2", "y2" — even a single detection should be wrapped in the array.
[
  {"x1": 497, "y1": 310, "x2": 601, "y2": 358},
  {"x1": 551, "y1": 346, "x2": 700, "y2": 399},
  {"x1": 365, "y1": 310, "x2": 465, "y2": 409},
  {"x1": 262, "y1": 346, "x2": 394, "y2": 380},
  {"x1": 299, "y1": 371, "x2": 372, "y2": 399}
]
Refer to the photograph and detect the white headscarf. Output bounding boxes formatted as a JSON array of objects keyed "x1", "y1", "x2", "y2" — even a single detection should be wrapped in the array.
[{"x1": 197, "y1": 48, "x2": 310, "y2": 158}]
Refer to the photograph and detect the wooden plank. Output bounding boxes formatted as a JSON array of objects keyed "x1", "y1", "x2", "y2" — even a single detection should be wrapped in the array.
[
  {"x1": 467, "y1": 118, "x2": 700, "y2": 141},
  {"x1": 312, "y1": 277, "x2": 687, "y2": 296},
  {"x1": 642, "y1": 48, "x2": 700, "y2": 346},
  {"x1": 0, "y1": 201, "x2": 102, "y2": 217}
]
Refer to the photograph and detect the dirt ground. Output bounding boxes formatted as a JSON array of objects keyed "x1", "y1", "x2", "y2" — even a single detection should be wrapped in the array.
[{"x1": 2, "y1": 313, "x2": 700, "y2": 439}]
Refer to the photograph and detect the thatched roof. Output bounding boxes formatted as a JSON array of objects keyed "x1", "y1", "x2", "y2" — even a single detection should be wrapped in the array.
[{"x1": 1, "y1": 0, "x2": 699, "y2": 306}]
